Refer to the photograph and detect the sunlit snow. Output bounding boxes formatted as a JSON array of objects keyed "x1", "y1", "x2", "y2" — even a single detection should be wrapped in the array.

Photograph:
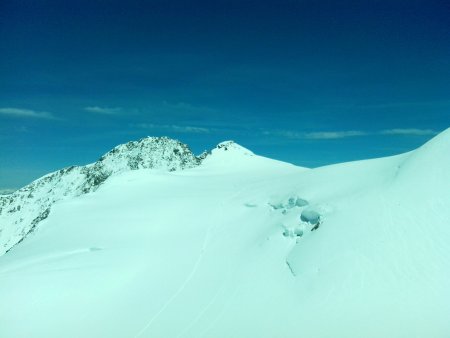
[{"x1": 0, "y1": 129, "x2": 449, "y2": 338}]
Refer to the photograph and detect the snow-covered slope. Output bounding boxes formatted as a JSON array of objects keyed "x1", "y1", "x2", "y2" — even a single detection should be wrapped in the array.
[
  {"x1": 0, "y1": 130, "x2": 449, "y2": 338},
  {"x1": 0, "y1": 137, "x2": 201, "y2": 256}
]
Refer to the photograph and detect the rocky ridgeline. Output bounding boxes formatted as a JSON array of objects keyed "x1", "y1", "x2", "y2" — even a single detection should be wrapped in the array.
[{"x1": 0, "y1": 137, "x2": 203, "y2": 256}]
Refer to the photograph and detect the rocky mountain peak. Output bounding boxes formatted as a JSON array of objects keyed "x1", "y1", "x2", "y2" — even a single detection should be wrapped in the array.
[{"x1": 96, "y1": 136, "x2": 200, "y2": 174}]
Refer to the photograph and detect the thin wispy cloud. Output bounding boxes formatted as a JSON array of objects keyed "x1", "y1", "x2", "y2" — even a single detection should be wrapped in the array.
[
  {"x1": 0, "y1": 107, "x2": 55, "y2": 119},
  {"x1": 84, "y1": 106, "x2": 122, "y2": 115},
  {"x1": 304, "y1": 131, "x2": 368, "y2": 139},
  {"x1": 135, "y1": 123, "x2": 210, "y2": 134},
  {"x1": 380, "y1": 128, "x2": 439, "y2": 136},
  {"x1": 170, "y1": 125, "x2": 211, "y2": 133},
  {"x1": 264, "y1": 128, "x2": 441, "y2": 140},
  {"x1": 264, "y1": 130, "x2": 368, "y2": 140}
]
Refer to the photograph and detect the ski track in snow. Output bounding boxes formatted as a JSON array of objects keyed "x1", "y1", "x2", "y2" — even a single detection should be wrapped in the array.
[
  {"x1": 174, "y1": 278, "x2": 228, "y2": 338},
  {"x1": 132, "y1": 227, "x2": 209, "y2": 338},
  {"x1": 198, "y1": 286, "x2": 242, "y2": 338},
  {"x1": 133, "y1": 186, "x2": 246, "y2": 338}
]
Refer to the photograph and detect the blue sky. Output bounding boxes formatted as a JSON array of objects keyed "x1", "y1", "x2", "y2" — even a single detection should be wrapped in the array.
[{"x1": 1, "y1": 0, "x2": 449, "y2": 189}]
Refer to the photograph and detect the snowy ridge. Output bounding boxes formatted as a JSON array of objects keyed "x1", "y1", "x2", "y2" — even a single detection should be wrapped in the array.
[
  {"x1": 215, "y1": 140, "x2": 254, "y2": 155},
  {"x1": 201, "y1": 139, "x2": 306, "y2": 174},
  {"x1": 395, "y1": 127, "x2": 450, "y2": 191},
  {"x1": 0, "y1": 137, "x2": 201, "y2": 256}
]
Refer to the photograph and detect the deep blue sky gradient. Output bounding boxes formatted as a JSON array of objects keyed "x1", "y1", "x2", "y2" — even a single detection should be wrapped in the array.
[{"x1": 1, "y1": 0, "x2": 449, "y2": 188}]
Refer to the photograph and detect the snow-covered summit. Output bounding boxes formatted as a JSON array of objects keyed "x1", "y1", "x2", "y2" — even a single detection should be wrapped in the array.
[
  {"x1": 201, "y1": 140, "x2": 305, "y2": 175},
  {"x1": 214, "y1": 140, "x2": 254, "y2": 156}
]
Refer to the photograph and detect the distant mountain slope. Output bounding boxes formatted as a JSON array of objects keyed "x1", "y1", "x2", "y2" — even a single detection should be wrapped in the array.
[
  {"x1": 0, "y1": 129, "x2": 448, "y2": 338},
  {"x1": 0, "y1": 137, "x2": 202, "y2": 256}
]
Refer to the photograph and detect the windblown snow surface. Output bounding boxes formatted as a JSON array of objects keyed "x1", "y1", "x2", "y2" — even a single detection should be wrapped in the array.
[{"x1": 1, "y1": 130, "x2": 449, "y2": 338}]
